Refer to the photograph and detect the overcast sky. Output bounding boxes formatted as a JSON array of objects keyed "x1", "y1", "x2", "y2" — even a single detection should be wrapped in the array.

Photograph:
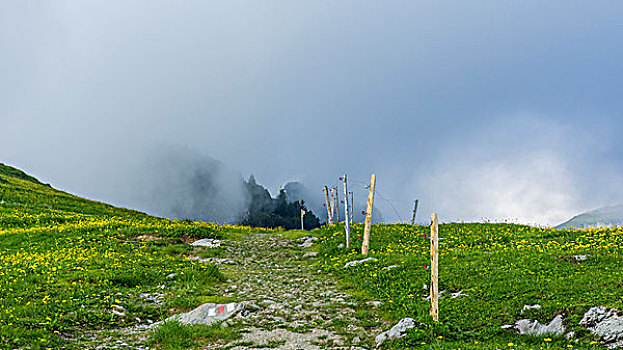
[{"x1": 2, "y1": 1, "x2": 623, "y2": 226}]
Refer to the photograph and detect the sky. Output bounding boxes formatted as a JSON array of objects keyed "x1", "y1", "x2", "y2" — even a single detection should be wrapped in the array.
[{"x1": 2, "y1": 1, "x2": 623, "y2": 226}]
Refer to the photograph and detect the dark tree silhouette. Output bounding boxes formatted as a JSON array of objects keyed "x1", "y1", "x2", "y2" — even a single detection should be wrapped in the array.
[{"x1": 239, "y1": 176, "x2": 320, "y2": 230}]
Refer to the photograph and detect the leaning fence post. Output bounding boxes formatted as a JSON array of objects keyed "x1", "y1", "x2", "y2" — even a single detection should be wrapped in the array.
[
  {"x1": 430, "y1": 213, "x2": 439, "y2": 322},
  {"x1": 361, "y1": 174, "x2": 376, "y2": 255}
]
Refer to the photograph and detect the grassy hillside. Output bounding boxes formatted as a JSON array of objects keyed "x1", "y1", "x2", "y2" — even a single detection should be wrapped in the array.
[
  {"x1": 557, "y1": 205, "x2": 623, "y2": 229},
  {"x1": 0, "y1": 163, "x2": 228, "y2": 349},
  {"x1": 315, "y1": 223, "x2": 623, "y2": 349}
]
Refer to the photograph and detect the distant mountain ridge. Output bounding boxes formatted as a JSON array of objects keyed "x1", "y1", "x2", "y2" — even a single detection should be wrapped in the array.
[{"x1": 555, "y1": 204, "x2": 623, "y2": 229}]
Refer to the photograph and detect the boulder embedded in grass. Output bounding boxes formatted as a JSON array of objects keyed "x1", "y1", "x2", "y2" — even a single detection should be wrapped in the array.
[
  {"x1": 515, "y1": 314, "x2": 565, "y2": 337},
  {"x1": 164, "y1": 302, "x2": 244, "y2": 326},
  {"x1": 375, "y1": 318, "x2": 416, "y2": 347},
  {"x1": 191, "y1": 238, "x2": 221, "y2": 247},
  {"x1": 344, "y1": 257, "x2": 377, "y2": 268},
  {"x1": 579, "y1": 306, "x2": 623, "y2": 348}
]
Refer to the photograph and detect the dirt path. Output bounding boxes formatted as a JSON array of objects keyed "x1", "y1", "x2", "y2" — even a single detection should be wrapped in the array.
[{"x1": 210, "y1": 233, "x2": 382, "y2": 349}]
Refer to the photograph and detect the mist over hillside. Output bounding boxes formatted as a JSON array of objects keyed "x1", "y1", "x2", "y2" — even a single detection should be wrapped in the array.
[
  {"x1": 556, "y1": 204, "x2": 623, "y2": 229},
  {"x1": 121, "y1": 146, "x2": 248, "y2": 223},
  {"x1": 110, "y1": 146, "x2": 324, "y2": 226}
]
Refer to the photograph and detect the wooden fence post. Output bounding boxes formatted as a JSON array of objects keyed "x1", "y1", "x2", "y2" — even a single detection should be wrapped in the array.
[
  {"x1": 361, "y1": 174, "x2": 376, "y2": 255},
  {"x1": 324, "y1": 186, "x2": 333, "y2": 224},
  {"x1": 430, "y1": 213, "x2": 439, "y2": 322},
  {"x1": 411, "y1": 199, "x2": 419, "y2": 225},
  {"x1": 343, "y1": 174, "x2": 350, "y2": 248}
]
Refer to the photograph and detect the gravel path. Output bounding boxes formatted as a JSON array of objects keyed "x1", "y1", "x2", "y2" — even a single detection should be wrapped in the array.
[{"x1": 210, "y1": 233, "x2": 382, "y2": 349}]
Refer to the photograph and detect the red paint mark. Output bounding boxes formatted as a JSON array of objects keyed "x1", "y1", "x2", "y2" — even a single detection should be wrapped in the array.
[
  {"x1": 361, "y1": 211, "x2": 365, "y2": 215},
  {"x1": 218, "y1": 305, "x2": 225, "y2": 314},
  {"x1": 339, "y1": 177, "x2": 343, "y2": 181}
]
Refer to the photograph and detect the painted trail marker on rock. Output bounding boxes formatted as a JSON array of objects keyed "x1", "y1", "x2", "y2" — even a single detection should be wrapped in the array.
[
  {"x1": 163, "y1": 302, "x2": 244, "y2": 326},
  {"x1": 430, "y1": 213, "x2": 439, "y2": 322}
]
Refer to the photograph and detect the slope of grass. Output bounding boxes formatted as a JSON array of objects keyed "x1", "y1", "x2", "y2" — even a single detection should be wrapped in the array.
[
  {"x1": 0, "y1": 164, "x2": 226, "y2": 349},
  {"x1": 0, "y1": 163, "x2": 43, "y2": 185},
  {"x1": 557, "y1": 205, "x2": 623, "y2": 229},
  {"x1": 315, "y1": 223, "x2": 623, "y2": 349}
]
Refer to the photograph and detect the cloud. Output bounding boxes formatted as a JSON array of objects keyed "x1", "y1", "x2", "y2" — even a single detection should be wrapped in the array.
[
  {"x1": 411, "y1": 114, "x2": 623, "y2": 226},
  {"x1": 419, "y1": 151, "x2": 577, "y2": 226}
]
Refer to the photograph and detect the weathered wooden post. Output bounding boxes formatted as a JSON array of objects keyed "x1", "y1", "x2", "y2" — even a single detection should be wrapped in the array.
[
  {"x1": 349, "y1": 191, "x2": 354, "y2": 224},
  {"x1": 323, "y1": 186, "x2": 333, "y2": 224},
  {"x1": 411, "y1": 199, "x2": 419, "y2": 225},
  {"x1": 342, "y1": 174, "x2": 350, "y2": 248},
  {"x1": 430, "y1": 213, "x2": 439, "y2": 322},
  {"x1": 361, "y1": 174, "x2": 376, "y2": 255},
  {"x1": 332, "y1": 187, "x2": 340, "y2": 222}
]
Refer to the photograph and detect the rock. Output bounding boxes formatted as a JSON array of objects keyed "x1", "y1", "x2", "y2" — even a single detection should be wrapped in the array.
[
  {"x1": 521, "y1": 304, "x2": 541, "y2": 314},
  {"x1": 303, "y1": 252, "x2": 319, "y2": 258},
  {"x1": 166, "y1": 273, "x2": 177, "y2": 279},
  {"x1": 573, "y1": 254, "x2": 589, "y2": 262},
  {"x1": 344, "y1": 257, "x2": 377, "y2": 268},
  {"x1": 366, "y1": 301, "x2": 383, "y2": 307},
  {"x1": 112, "y1": 309, "x2": 126, "y2": 317},
  {"x1": 163, "y1": 302, "x2": 244, "y2": 325},
  {"x1": 515, "y1": 314, "x2": 565, "y2": 337},
  {"x1": 191, "y1": 238, "x2": 221, "y2": 248},
  {"x1": 338, "y1": 243, "x2": 345, "y2": 248},
  {"x1": 450, "y1": 290, "x2": 467, "y2": 298},
  {"x1": 237, "y1": 328, "x2": 332, "y2": 349},
  {"x1": 298, "y1": 236, "x2": 319, "y2": 248},
  {"x1": 110, "y1": 304, "x2": 126, "y2": 318},
  {"x1": 375, "y1": 317, "x2": 416, "y2": 347},
  {"x1": 424, "y1": 290, "x2": 446, "y2": 301},
  {"x1": 386, "y1": 265, "x2": 400, "y2": 270},
  {"x1": 579, "y1": 306, "x2": 623, "y2": 348},
  {"x1": 188, "y1": 256, "x2": 209, "y2": 263}
]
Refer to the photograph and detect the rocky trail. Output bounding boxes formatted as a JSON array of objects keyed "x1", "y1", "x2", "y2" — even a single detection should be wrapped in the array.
[
  {"x1": 77, "y1": 233, "x2": 387, "y2": 349},
  {"x1": 201, "y1": 233, "x2": 383, "y2": 349}
]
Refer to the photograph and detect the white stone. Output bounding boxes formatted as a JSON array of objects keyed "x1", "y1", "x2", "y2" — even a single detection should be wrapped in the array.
[
  {"x1": 163, "y1": 302, "x2": 244, "y2": 326},
  {"x1": 375, "y1": 318, "x2": 416, "y2": 347},
  {"x1": 191, "y1": 238, "x2": 221, "y2": 248},
  {"x1": 344, "y1": 257, "x2": 377, "y2": 268},
  {"x1": 303, "y1": 252, "x2": 319, "y2": 258},
  {"x1": 521, "y1": 304, "x2": 541, "y2": 314},
  {"x1": 298, "y1": 236, "x2": 319, "y2": 248},
  {"x1": 366, "y1": 301, "x2": 383, "y2": 307},
  {"x1": 579, "y1": 307, "x2": 623, "y2": 348},
  {"x1": 450, "y1": 290, "x2": 467, "y2": 298},
  {"x1": 515, "y1": 314, "x2": 565, "y2": 336}
]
